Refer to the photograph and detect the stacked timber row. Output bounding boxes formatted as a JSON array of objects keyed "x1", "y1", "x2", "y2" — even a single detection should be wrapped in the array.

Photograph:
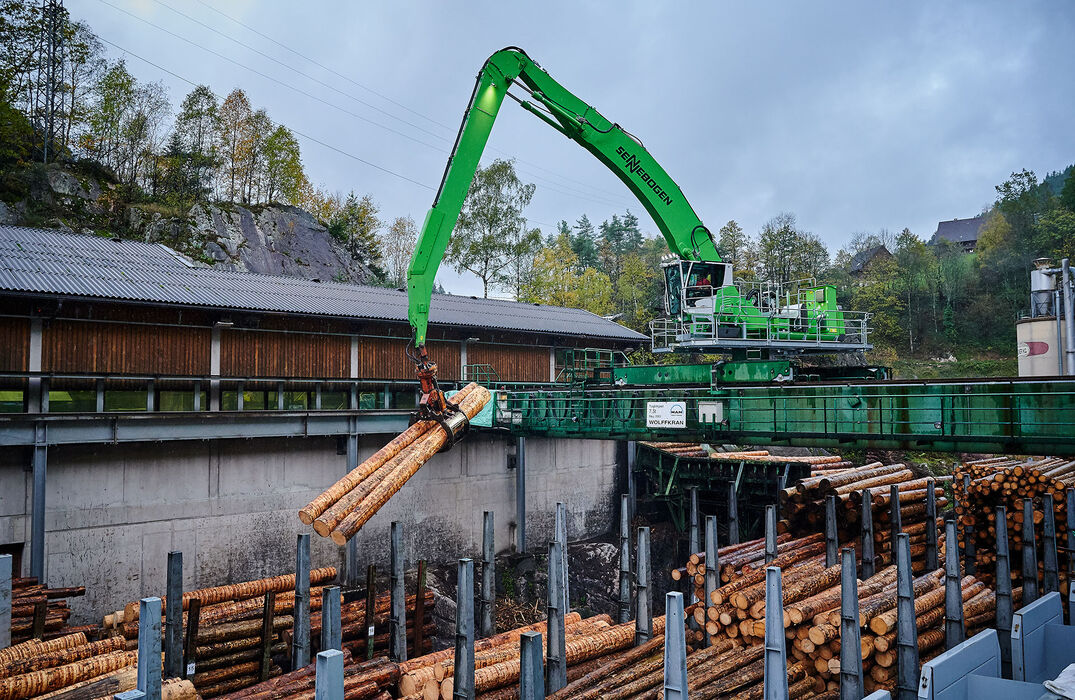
[
  {"x1": 300, "y1": 383, "x2": 491, "y2": 545},
  {"x1": 6, "y1": 578, "x2": 94, "y2": 646},
  {"x1": 395, "y1": 613, "x2": 671, "y2": 700},
  {"x1": 639, "y1": 443, "x2": 852, "y2": 469},
  {"x1": 216, "y1": 651, "x2": 398, "y2": 700},
  {"x1": 780, "y1": 462, "x2": 952, "y2": 566},
  {"x1": 101, "y1": 567, "x2": 337, "y2": 698},
  {"x1": 0, "y1": 633, "x2": 196, "y2": 700},
  {"x1": 954, "y1": 455, "x2": 1075, "y2": 587},
  {"x1": 673, "y1": 542, "x2": 1005, "y2": 695}
]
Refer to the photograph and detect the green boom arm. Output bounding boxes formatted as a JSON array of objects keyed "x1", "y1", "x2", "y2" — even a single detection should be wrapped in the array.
[{"x1": 406, "y1": 47, "x2": 720, "y2": 347}]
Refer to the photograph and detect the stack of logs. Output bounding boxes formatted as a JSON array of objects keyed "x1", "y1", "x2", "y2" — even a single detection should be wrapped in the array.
[
  {"x1": 955, "y1": 455, "x2": 1075, "y2": 588},
  {"x1": 395, "y1": 614, "x2": 671, "y2": 700},
  {"x1": 299, "y1": 383, "x2": 491, "y2": 545},
  {"x1": 673, "y1": 536, "x2": 1002, "y2": 695},
  {"x1": 639, "y1": 443, "x2": 853, "y2": 469},
  {"x1": 6, "y1": 578, "x2": 93, "y2": 646},
  {"x1": 217, "y1": 651, "x2": 398, "y2": 700},
  {"x1": 780, "y1": 462, "x2": 952, "y2": 567},
  {"x1": 0, "y1": 632, "x2": 196, "y2": 700}
]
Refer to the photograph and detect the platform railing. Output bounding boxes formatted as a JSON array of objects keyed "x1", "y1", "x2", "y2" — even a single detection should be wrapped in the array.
[
  {"x1": 493, "y1": 378, "x2": 1075, "y2": 454},
  {"x1": 650, "y1": 309, "x2": 872, "y2": 353}
]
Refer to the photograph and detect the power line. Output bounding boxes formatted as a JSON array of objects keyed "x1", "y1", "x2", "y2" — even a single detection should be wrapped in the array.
[
  {"x1": 94, "y1": 0, "x2": 449, "y2": 155},
  {"x1": 95, "y1": 0, "x2": 635, "y2": 211},
  {"x1": 190, "y1": 0, "x2": 639, "y2": 206},
  {"x1": 94, "y1": 35, "x2": 435, "y2": 190}
]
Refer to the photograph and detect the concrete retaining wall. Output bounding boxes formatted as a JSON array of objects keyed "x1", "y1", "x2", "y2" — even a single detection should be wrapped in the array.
[{"x1": 0, "y1": 433, "x2": 619, "y2": 624}]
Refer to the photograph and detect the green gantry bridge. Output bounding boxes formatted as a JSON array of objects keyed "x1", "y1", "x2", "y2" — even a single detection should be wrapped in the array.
[{"x1": 493, "y1": 376, "x2": 1075, "y2": 456}]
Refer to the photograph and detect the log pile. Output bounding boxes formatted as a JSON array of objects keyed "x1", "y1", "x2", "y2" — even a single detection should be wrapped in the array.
[
  {"x1": 780, "y1": 462, "x2": 952, "y2": 567},
  {"x1": 299, "y1": 383, "x2": 491, "y2": 545},
  {"x1": 0, "y1": 632, "x2": 196, "y2": 700},
  {"x1": 6, "y1": 578, "x2": 93, "y2": 646},
  {"x1": 639, "y1": 443, "x2": 852, "y2": 469},
  {"x1": 216, "y1": 650, "x2": 398, "y2": 700},
  {"x1": 954, "y1": 456, "x2": 1075, "y2": 588},
  {"x1": 100, "y1": 568, "x2": 336, "y2": 698},
  {"x1": 395, "y1": 613, "x2": 671, "y2": 700},
  {"x1": 671, "y1": 539, "x2": 1002, "y2": 696}
]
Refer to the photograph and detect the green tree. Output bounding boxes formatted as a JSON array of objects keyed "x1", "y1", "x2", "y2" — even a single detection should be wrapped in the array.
[
  {"x1": 217, "y1": 87, "x2": 252, "y2": 201},
  {"x1": 756, "y1": 212, "x2": 799, "y2": 282},
  {"x1": 497, "y1": 220, "x2": 543, "y2": 300},
  {"x1": 447, "y1": 158, "x2": 535, "y2": 298},
  {"x1": 261, "y1": 125, "x2": 304, "y2": 204},
  {"x1": 381, "y1": 215, "x2": 417, "y2": 288},
  {"x1": 173, "y1": 85, "x2": 219, "y2": 199},
  {"x1": 570, "y1": 214, "x2": 599, "y2": 270},
  {"x1": 716, "y1": 220, "x2": 750, "y2": 274},
  {"x1": 330, "y1": 191, "x2": 383, "y2": 272},
  {"x1": 1059, "y1": 170, "x2": 1075, "y2": 213},
  {"x1": 522, "y1": 233, "x2": 612, "y2": 315}
]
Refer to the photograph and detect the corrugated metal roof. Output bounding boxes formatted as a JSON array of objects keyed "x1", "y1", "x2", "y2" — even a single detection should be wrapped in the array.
[{"x1": 0, "y1": 225, "x2": 646, "y2": 342}]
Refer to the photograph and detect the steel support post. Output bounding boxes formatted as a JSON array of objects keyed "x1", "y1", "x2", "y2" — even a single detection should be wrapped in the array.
[
  {"x1": 626, "y1": 441, "x2": 637, "y2": 524},
  {"x1": 995, "y1": 506, "x2": 1013, "y2": 678},
  {"x1": 839, "y1": 548, "x2": 863, "y2": 700},
  {"x1": 138, "y1": 597, "x2": 162, "y2": 700},
  {"x1": 1063, "y1": 258, "x2": 1075, "y2": 375},
  {"x1": 861, "y1": 488, "x2": 876, "y2": 579},
  {"x1": 925, "y1": 479, "x2": 938, "y2": 571},
  {"x1": 762, "y1": 567, "x2": 788, "y2": 700},
  {"x1": 164, "y1": 552, "x2": 183, "y2": 679},
  {"x1": 516, "y1": 437, "x2": 526, "y2": 553},
  {"x1": 958, "y1": 474, "x2": 976, "y2": 576},
  {"x1": 662, "y1": 592, "x2": 688, "y2": 700},
  {"x1": 293, "y1": 533, "x2": 311, "y2": 669},
  {"x1": 481, "y1": 512, "x2": 495, "y2": 638},
  {"x1": 519, "y1": 631, "x2": 544, "y2": 700},
  {"x1": 635, "y1": 526, "x2": 652, "y2": 645},
  {"x1": 890, "y1": 484, "x2": 902, "y2": 550},
  {"x1": 344, "y1": 423, "x2": 360, "y2": 588},
  {"x1": 825, "y1": 495, "x2": 838, "y2": 568},
  {"x1": 689, "y1": 487, "x2": 700, "y2": 557},
  {"x1": 314, "y1": 649, "x2": 344, "y2": 700},
  {"x1": 765, "y1": 504, "x2": 777, "y2": 564},
  {"x1": 30, "y1": 422, "x2": 46, "y2": 582},
  {"x1": 453, "y1": 559, "x2": 475, "y2": 700},
  {"x1": 277, "y1": 381, "x2": 285, "y2": 410},
  {"x1": 554, "y1": 502, "x2": 569, "y2": 614},
  {"x1": 0, "y1": 554, "x2": 10, "y2": 649},
  {"x1": 390, "y1": 522, "x2": 406, "y2": 662},
  {"x1": 96, "y1": 379, "x2": 105, "y2": 413},
  {"x1": 894, "y1": 534, "x2": 918, "y2": 700},
  {"x1": 545, "y1": 540, "x2": 567, "y2": 695},
  {"x1": 619, "y1": 495, "x2": 631, "y2": 624},
  {"x1": 1022, "y1": 498, "x2": 1039, "y2": 604},
  {"x1": 1068, "y1": 489, "x2": 1075, "y2": 579},
  {"x1": 321, "y1": 587, "x2": 341, "y2": 652},
  {"x1": 1043, "y1": 493, "x2": 1060, "y2": 594},
  {"x1": 727, "y1": 482, "x2": 740, "y2": 545},
  {"x1": 704, "y1": 515, "x2": 719, "y2": 648},
  {"x1": 944, "y1": 520, "x2": 965, "y2": 649}
]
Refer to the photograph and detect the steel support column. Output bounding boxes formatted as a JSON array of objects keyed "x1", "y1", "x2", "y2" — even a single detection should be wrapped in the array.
[
  {"x1": 839, "y1": 547, "x2": 863, "y2": 700},
  {"x1": 480, "y1": 512, "x2": 495, "y2": 638},
  {"x1": 545, "y1": 540, "x2": 566, "y2": 694},
  {"x1": 137, "y1": 597, "x2": 162, "y2": 700},
  {"x1": 0, "y1": 554, "x2": 10, "y2": 649},
  {"x1": 635, "y1": 526, "x2": 651, "y2": 645},
  {"x1": 1022, "y1": 498, "x2": 1039, "y2": 603},
  {"x1": 861, "y1": 487, "x2": 875, "y2": 579},
  {"x1": 944, "y1": 520, "x2": 965, "y2": 649},
  {"x1": 390, "y1": 523, "x2": 406, "y2": 662},
  {"x1": 704, "y1": 515, "x2": 719, "y2": 648},
  {"x1": 1043, "y1": 493, "x2": 1059, "y2": 594},
  {"x1": 516, "y1": 437, "x2": 526, "y2": 553},
  {"x1": 293, "y1": 533, "x2": 311, "y2": 668},
  {"x1": 765, "y1": 504, "x2": 777, "y2": 564},
  {"x1": 453, "y1": 559, "x2": 475, "y2": 700},
  {"x1": 662, "y1": 592, "x2": 688, "y2": 700},
  {"x1": 164, "y1": 552, "x2": 183, "y2": 679},
  {"x1": 30, "y1": 421, "x2": 46, "y2": 582},
  {"x1": 321, "y1": 587, "x2": 341, "y2": 652},
  {"x1": 895, "y1": 534, "x2": 918, "y2": 700},
  {"x1": 519, "y1": 631, "x2": 544, "y2": 700},
  {"x1": 554, "y1": 502, "x2": 568, "y2": 614},
  {"x1": 762, "y1": 567, "x2": 788, "y2": 700},
  {"x1": 618, "y1": 495, "x2": 631, "y2": 624},
  {"x1": 727, "y1": 482, "x2": 740, "y2": 545},
  {"x1": 925, "y1": 479, "x2": 938, "y2": 571},
  {"x1": 995, "y1": 506, "x2": 1013, "y2": 678},
  {"x1": 825, "y1": 495, "x2": 838, "y2": 568}
]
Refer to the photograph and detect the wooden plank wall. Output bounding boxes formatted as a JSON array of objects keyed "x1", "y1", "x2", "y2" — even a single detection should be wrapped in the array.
[
  {"x1": 0, "y1": 317, "x2": 28, "y2": 371},
  {"x1": 468, "y1": 343, "x2": 550, "y2": 382},
  {"x1": 41, "y1": 320, "x2": 210, "y2": 374},
  {"x1": 221, "y1": 329, "x2": 349, "y2": 378}
]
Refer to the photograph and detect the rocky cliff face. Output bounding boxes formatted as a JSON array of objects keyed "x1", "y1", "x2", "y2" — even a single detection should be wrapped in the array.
[{"x1": 1, "y1": 163, "x2": 373, "y2": 284}]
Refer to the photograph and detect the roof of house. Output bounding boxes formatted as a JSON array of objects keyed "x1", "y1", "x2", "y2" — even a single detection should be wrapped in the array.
[
  {"x1": 0, "y1": 225, "x2": 646, "y2": 342},
  {"x1": 849, "y1": 245, "x2": 890, "y2": 273},
  {"x1": 931, "y1": 215, "x2": 986, "y2": 245}
]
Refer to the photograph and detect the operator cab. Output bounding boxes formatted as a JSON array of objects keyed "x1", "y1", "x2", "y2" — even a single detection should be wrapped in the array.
[{"x1": 662, "y1": 259, "x2": 733, "y2": 316}]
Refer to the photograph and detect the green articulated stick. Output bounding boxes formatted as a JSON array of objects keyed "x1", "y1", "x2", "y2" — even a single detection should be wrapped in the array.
[{"x1": 407, "y1": 46, "x2": 856, "y2": 362}]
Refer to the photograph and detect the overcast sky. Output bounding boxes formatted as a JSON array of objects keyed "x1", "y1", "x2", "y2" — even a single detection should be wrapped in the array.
[{"x1": 76, "y1": 1, "x2": 1075, "y2": 296}]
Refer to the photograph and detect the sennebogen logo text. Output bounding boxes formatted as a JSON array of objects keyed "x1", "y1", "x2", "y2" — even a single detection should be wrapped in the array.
[{"x1": 616, "y1": 146, "x2": 673, "y2": 206}]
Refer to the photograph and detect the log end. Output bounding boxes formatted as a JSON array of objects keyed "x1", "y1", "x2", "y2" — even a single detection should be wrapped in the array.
[{"x1": 330, "y1": 529, "x2": 350, "y2": 546}]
